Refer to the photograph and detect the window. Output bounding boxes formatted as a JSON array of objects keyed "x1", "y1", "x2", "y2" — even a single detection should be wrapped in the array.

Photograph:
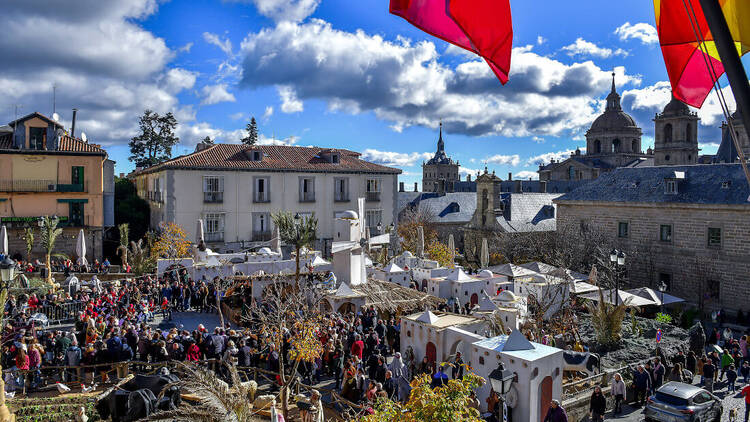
[
  {"x1": 299, "y1": 177, "x2": 315, "y2": 202},
  {"x1": 568, "y1": 166, "x2": 575, "y2": 180},
  {"x1": 721, "y1": 181, "x2": 731, "y2": 189},
  {"x1": 334, "y1": 178, "x2": 349, "y2": 202},
  {"x1": 594, "y1": 139, "x2": 601, "y2": 154},
  {"x1": 686, "y1": 123, "x2": 693, "y2": 141},
  {"x1": 618, "y1": 222, "x2": 629, "y2": 238},
  {"x1": 204, "y1": 213, "x2": 225, "y2": 242},
  {"x1": 254, "y1": 177, "x2": 270, "y2": 202},
  {"x1": 659, "y1": 224, "x2": 672, "y2": 242},
  {"x1": 253, "y1": 151, "x2": 262, "y2": 161},
  {"x1": 69, "y1": 202, "x2": 84, "y2": 226},
  {"x1": 203, "y1": 176, "x2": 224, "y2": 203},
  {"x1": 29, "y1": 127, "x2": 45, "y2": 150},
  {"x1": 366, "y1": 178, "x2": 381, "y2": 202},
  {"x1": 365, "y1": 209, "x2": 383, "y2": 231},
  {"x1": 612, "y1": 138, "x2": 621, "y2": 153},
  {"x1": 665, "y1": 154, "x2": 671, "y2": 162},
  {"x1": 707, "y1": 227, "x2": 721, "y2": 248},
  {"x1": 632, "y1": 139, "x2": 638, "y2": 153},
  {"x1": 664, "y1": 123, "x2": 673, "y2": 143},
  {"x1": 72, "y1": 166, "x2": 84, "y2": 186},
  {"x1": 658, "y1": 273, "x2": 672, "y2": 291},
  {"x1": 252, "y1": 213, "x2": 271, "y2": 240},
  {"x1": 665, "y1": 180, "x2": 677, "y2": 194}
]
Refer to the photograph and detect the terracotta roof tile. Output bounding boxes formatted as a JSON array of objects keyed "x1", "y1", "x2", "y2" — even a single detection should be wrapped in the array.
[
  {"x1": 0, "y1": 134, "x2": 106, "y2": 155},
  {"x1": 135, "y1": 144, "x2": 401, "y2": 175}
]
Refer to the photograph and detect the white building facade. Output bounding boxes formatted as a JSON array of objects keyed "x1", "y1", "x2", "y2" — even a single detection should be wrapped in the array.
[{"x1": 131, "y1": 144, "x2": 401, "y2": 253}]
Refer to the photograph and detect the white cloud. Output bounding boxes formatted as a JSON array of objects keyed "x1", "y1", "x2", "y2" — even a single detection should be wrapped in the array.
[
  {"x1": 459, "y1": 166, "x2": 483, "y2": 178},
  {"x1": 531, "y1": 136, "x2": 545, "y2": 144},
  {"x1": 229, "y1": 112, "x2": 245, "y2": 120},
  {"x1": 615, "y1": 22, "x2": 658, "y2": 45},
  {"x1": 239, "y1": 20, "x2": 642, "y2": 139},
  {"x1": 226, "y1": 0, "x2": 320, "y2": 23},
  {"x1": 537, "y1": 36, "x2": 546, "y2": 46},
  {"x1": 258, "y1": 133, "x2": 298, "y2": 145},
  {"x1": 700, "y1": 142, "x2": 720, "y2": 149},
  {"x1": 203, "y1": 32, "x2": 233, "y2": 56},
  {"x1": 200, "y1": 83, "x2": 236, "y2": 105},
  {"x1": 177, "y1": 42, "x2": 193, "y2": 53},
  {"x1": 263, "y1": 106, "x2": 274, "y2": 120},
  {"x1": 514, "y1": 171, "x2": 539, "y2": 180},
  {"x1": 360, "y1": 149, "x2": 432, "y2": 167},
  {"x1": 562, "y1": 38, "x2": 628, "y2": 58},
  {"x1": 485, "y1": 154, "x2": 521, "y2": 166},
  {"x1": 277, "y1": 85, "x2": 303, "y2": 113},
  {"x1": 162, "y1": 68, "x2": 197, "y2": 94},
  {"x1": 526, "y1": 149, "x2": 580, "y2": 166}
]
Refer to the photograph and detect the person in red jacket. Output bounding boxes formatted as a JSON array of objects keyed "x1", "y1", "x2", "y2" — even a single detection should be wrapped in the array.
[
  {"x1": 351, "y1": 334, "x2": 364, "y2": 360},
  {"x1": 186, "y1": 343, "x2": 201, "y2": 362},
  {"x1": 741, "y1": 383, "x2": 750, "y2": 422},
  {"x1": 27, "y1": 294, "x2": 40, "y2": 311}
]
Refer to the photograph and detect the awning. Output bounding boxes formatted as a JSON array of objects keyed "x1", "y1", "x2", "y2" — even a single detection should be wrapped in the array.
[
  {"x1": 569, "y1": 281, "x2": 599, "y2": 294},
  {"x1": 578, "y1": 288, "x2": 657, "y2": 307},
  {"x1": 627, "y1": 287, "x2": 685, "y2": 306}
]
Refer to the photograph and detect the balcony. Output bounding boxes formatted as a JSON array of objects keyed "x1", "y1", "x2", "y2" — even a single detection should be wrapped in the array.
[
  {"x1": 205, "y1": 232, "x2": 224, "y2": 242},
  {"x1": 252, "y1": 231, "x2": 272, "y2": 241},
  {"x1": 334, "y1": 194, "x2": 350, "y2": 202},
  {"x1": 299, "y1": 192, "x2": 315, "y2": 203},
  {"x1": 57, "y1": 182, "x2": 87, "y2": 193},
  {"x1": 254, "y1": 192, "x2": 270, "y2": 203},
  {"x1": 147, "y1": 191, "x2": 164, "y2": 203},
  {"x1": 0, "y1": 179, "x2": 57, "y2": 193},
  {"x1": 366, "y1": 191, "x2": 381, "y2": 202},
  {"x1": 61, "y1": 215, "x2": 91, "y2": 228},
  {"x1": 204, "y1": 192, "x2": 224, "y2": 203}
]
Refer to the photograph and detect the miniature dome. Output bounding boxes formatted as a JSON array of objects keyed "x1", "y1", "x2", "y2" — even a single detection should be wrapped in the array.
[
  {"x1": 402, "y1": 251, "x2": 413, "y2": 258},
  {"x1": 258, "y1": 247, "x2": 272, "y2": 255},
  {"x1": 478, "y1": 269, "x2": 493, "y2": 279},
  {"x1": 338, "y1": 210, "x2": 359, "y2": 220},
  {"x1": 497, "y1": 290, "x2": 519, "y2": 303}
]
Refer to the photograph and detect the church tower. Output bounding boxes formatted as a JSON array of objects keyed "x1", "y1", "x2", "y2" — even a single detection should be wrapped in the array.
[
  {"x1": 653, "y1": 94, "x2": 700, "y2": 166},
  {"x1": 422, "y1": 122, "x2": 459, "y2": 193}
]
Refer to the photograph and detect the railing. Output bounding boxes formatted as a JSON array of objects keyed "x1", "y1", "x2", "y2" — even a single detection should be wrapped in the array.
[
  {"x1": 366, "y1": 191, "x2": 381, "y2": 202},
  {"x1": 203, "y1": 192, "x2": 224, "y2": 203},
  {"x1": 147, "y1": 191, "x2": 163, "y2": 203},
  {"x1": 299, "y1": 192, "x2": 315, "y2": 202},
  {"x1": 253, "y1": 193, "x2": 270, "y2": 203},
  {"x1": 334, "y1": 193, "x2": 350, "y2": 202},
  {"x1": 57, "y1": 182, "x2": 87, "y2": 193},
  {"x1": 205, "y1": 232, "x2": 224, "y2": 242},
  {"x1": 0, "y1": 179, "x2": 57, "y2": 192},
  {"x1": 34, "y1": 301, "x2": 87, "y2": 324},
  {"x1": 252, "y1": 231, "x2": 272, "y2": 241},
  {"x1": 60, "y1": 214, "x2": 91, "y2": 228}
]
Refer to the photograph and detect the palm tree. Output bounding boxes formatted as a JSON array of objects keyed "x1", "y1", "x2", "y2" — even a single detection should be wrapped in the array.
[
  {"x1": 147, "y1": 361, "x2": 261, "y2": 422},
  {"x1": 39, "y1": 216, "x2": 63, "y2": 286},
  {"x1": 585, "y1": 286, "x2": 631, "y2": 349},
  {"x1": 116, "y1": 223, "x2": 130, "y2": 267},
  {"x1": 23, "y1": 227, "x2": 34, "y2": 262},
  {"x1": 271, "y1": 211, "x2": 318, "y2": 282},
  {"x1": 128, "y1": 238, "x2": 155, "y2": 276}
]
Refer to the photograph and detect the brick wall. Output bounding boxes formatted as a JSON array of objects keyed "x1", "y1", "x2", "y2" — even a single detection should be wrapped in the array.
[{"x1": 556, "y1": 200, "x2": 750, "y2": 311}]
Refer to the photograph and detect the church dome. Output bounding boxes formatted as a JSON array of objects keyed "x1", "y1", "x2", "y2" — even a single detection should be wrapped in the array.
[
  {"x1": 661, "y1": 95, "x2": 690, "y2": 116},
  {"x1": 590, "y1": 110, "x2": 638, "y2": 131}
]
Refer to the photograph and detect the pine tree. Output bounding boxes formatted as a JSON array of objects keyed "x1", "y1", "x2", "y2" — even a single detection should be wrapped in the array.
[
  {"x1": 129, "y1": 109, "x2": 179, "y2": 167},
  {"x1": 241, "y1": 117, "x2": 258, "y2": 145}
]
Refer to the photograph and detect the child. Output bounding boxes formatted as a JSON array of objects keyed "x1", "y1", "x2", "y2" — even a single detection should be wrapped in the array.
[
  {"x1": 741, "y1": 361, "x2": 750, "y2": 384},
  {"x1": 726, "y1": 364, "x2": 738, "y2": 393}
]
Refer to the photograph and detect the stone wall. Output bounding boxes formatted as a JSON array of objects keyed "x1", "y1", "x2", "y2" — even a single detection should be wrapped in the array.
[
  {"x1": 5, "y1": 227, "x2": 104, "y2": 262},
  {"x1": 556, "y1": 200, "x2": 750, "y2": 311}
]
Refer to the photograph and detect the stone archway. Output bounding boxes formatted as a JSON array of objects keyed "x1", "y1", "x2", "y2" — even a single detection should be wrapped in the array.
[
  {"x1": 320, "y1": 299, "x2": 333, "y2": 313},
  {"x1": 337, "y1": 302, "x2": 355, "y2": 314}
]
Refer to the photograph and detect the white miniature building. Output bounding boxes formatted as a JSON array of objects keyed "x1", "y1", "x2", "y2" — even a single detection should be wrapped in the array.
[
  {"x1": 372, "y1": 262, "x2": 410, "y2": 287},
  {"x1": 425, "y1": 268, "x2": 509, "y2": 307},
  {"x1": 400, "y1": 311, "x2": 488, "y2": 368},
  {"x1": 513, "y1": 273, "x2": 570, "y2": 319},
  {"x1": 492, "y1": 290, "x2": 527, "y2": 330},
  {"x1": 471, "y1": 331, "x2": 564, "y2": 422}
]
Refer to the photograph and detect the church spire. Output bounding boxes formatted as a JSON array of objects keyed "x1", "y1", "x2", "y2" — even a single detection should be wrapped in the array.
[
  {"x1": 437, "y1": 120, "x2": 444, "y2": 154},
  {"x1": 606, "y1": 71, "x2": 622, "y2": 111},
  {"x1": 610, "y1": 71, "x2": 616, "y2": 94}
]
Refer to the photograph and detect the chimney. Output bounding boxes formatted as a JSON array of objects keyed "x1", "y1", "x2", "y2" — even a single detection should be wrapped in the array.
[
  {"x1": 540, "y1": 181, "x2": 547, "y2": 193},
  {"x1": 466, "y1": 174, "x2": 472, "y2": 182},
  {"x1": 399, "y1": 181, "x2": 405, "y2": 192},
  {"x1": 508, "y1": 172, "x2": 512, "y2": 181},
  {"x1": 71, "y1": 108, "x2": 78, "y2": 138},
  {"x1": 414, "y1": 182, "x2": 418, "y2": 192}
]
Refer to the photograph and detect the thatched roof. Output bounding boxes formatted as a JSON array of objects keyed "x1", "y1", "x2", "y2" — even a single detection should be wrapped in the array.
[{"x1": 348, "y1": 278, "x2": 445, "y2": 315}]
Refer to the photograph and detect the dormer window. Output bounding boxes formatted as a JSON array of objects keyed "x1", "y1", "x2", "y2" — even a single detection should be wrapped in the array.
[
  {"x1": 665, "y1": 180, "x2": 677, "y2": 194},
  {"x1": 331, "y1": 153, "x2": 340, "y2": 164},
  {"x1": 721, "y1": 181, "x2": 731, "y2": 189},
  {"x1": 252, "y1": 151, "x2": 262, "y2": 161}
]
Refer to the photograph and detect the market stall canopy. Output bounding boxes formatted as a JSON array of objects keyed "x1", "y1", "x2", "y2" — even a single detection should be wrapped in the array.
[
  {"x1": 627, "y1": 287, "x2": 685, "y2": 306},
  {"x1": 569, "y1": 281, "x2": 599, "y2": 295},
  {"x1": 579, "y1": 288, "x2": 657, "y2": 307}
]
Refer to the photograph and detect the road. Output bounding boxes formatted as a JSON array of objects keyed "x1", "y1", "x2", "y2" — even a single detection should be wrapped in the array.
[{"x1": 614, "y1": 378, "x2": 748, "y2": 422}]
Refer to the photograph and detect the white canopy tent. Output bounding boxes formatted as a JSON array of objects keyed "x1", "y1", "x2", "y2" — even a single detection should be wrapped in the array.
[
  {"x1": 76, "y1": 229, "x2": 88, "y2": 267},
  {"x1": 627, "y1": 287, "x2": 685, "y2": 306},
  {"x1": 578, "y1": 288, "x2": 657, "y2": 307},
  {"x1": 0, "y1": 225, "x2": 8, "y2": 256},
  {"x1": 569, "y1": 281, "x2": 599, "y2": 294}
]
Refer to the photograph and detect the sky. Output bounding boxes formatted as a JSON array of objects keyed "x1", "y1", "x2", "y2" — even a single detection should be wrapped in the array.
[{"x1": 1, "y1": 0, "x2": 745, "y2": 188}]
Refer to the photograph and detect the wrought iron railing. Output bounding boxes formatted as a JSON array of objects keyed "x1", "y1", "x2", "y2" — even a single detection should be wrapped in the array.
[
  {"x1": 0, "y1": 179, "x2": 57, "y2": 192},
  {"x1": 366, "y1": 191, "x2": 381, "y2": 202}
]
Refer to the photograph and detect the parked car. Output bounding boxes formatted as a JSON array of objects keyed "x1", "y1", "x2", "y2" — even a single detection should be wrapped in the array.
[{"x1": 645, "y1": 382, "x2": 722, "y2": 422}]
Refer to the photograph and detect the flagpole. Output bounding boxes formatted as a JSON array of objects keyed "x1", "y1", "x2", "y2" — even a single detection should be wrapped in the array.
[{"x1": 698, "y1": 0, "x2": 750, "y2": 151}]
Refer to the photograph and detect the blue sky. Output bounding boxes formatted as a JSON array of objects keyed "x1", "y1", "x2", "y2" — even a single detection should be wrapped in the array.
[{"x1": 1, "y1": 0, "x2": 745, "y2": 187}]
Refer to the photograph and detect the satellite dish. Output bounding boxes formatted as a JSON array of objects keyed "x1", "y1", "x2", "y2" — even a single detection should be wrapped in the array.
[
  {"x1": 55, "y1": 128, "x2": 64, "y2": 142},
  {"x1": 81, "y1": 132, "x2": 87, "y2": 142},
  {"x1": 52, "y1": 113, "x2": 60, "y2": 122}
]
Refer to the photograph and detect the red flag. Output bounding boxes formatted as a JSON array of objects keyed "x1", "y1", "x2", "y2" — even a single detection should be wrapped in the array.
[{"x1": 390, "y1": 0, "x2": 513, "y2": 84}]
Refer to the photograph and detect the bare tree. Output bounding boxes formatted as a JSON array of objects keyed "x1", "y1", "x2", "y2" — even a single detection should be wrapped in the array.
[{"x1": 397, "y1": 206, "x2": 438, "y2": 255}]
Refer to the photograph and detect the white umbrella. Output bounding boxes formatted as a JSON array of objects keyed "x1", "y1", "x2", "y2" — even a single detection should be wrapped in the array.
[
  {"x1": 0, "y1": 225, "x2": 8, "y2": 256},
  {"x1": 196, "y1": 219, "x2": 205, "y2": 244},
  {"x1": 447, "y1": 234, "x2": 455, "y2": 262},
  {"x1": 76, "y1": 229, "x2": 88, "y2": 267},
  {"x1": 416, "y1": 226, "x2": 424, "y2": 258},
  {"x1": 271, "y1": 226, "x2": 281, "y2": 255},
  {"x1": 480, "y1": 238, "x2": 489, "y2": 269}
]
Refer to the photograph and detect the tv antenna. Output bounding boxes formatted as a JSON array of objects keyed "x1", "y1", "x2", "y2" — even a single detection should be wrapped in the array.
[{"x1": 52, "y1": 83, "x2": 57, "y2": 115}]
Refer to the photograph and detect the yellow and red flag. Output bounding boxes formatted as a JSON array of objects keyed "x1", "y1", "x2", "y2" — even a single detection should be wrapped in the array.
[{"x1": 654, "y1": 0, "x2": 750, "y2": 107}]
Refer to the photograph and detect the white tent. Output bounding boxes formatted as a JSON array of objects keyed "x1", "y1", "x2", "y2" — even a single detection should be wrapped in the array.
[
  {"x1": 0, "y1": 225, "x2": 8, "y2": 256},
  {"x1": 627, "y1": 287, "x2": 685, "y2": 306},
  {"x1": 579, "y1": 288, "x2": 657, "y2": 307},
  {"x1": 569, "y1": 281, "x2": 599, "y2": 294},
  {"x1": 196, "y1": 219, "x2": 205, "y2": 244},
  {"x1": 310, "y1": 256, "x2": 330, "y2": 267},
  {"x1": 76, "y1": 229, "x2": 88, "y2": 267}
]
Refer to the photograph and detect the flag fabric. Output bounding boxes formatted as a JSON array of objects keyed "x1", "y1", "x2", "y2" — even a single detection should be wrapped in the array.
[
  {"x1": 389, "y1": 0, "x2": 513, "y2": 84},
  {"x1": 654, "y1": 0, "x2": 750, "y2": 107}
]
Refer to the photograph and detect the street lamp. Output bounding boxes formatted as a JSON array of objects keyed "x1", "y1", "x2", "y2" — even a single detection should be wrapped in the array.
[
  {"x1": 0, "y1": 257, "x2": 15, "y2": 287},
  {"x1": 376, "y1": 222, "x2": 383, "y2": 234},
  {"x1": 294, "y1": 213, "x2": 301, "y2": 220},
  {"x1": 658, "y1": 281, "x2": 667, "y2": 314},
  {"x1": 609, "y1": 249, "x2": 626, "y2": 305},
  {"x1": 488, "y1": 361, "x2": 515, "y2": 422}
]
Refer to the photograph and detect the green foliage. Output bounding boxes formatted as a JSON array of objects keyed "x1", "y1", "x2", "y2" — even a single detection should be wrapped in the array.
[
  {"x1": 680, "y1": 308, "x2": 699, "y2": 328},
  {"x1": 272, "y1": 212, "x2": 317, "y2": 281},
  {"x1": 242, "y1": 117, "x2": 258, "y2": 145},
  {"x1": 128, "y1": 109, "x2": 179, "y2": 167},
  {"x1": 362, "y1": 369, "x2": 484, "y2": 422},
  {"x1": 114, "y1": 177, "x2": 150, "y2": 242},
  {"x1": 129, "y1": 238, "x2": 156, "y2": 276},
  {"x1": 655, "y1": 312, "x2": 673, "y2": 325},
  {"x1": 23, "y1": 227, "x2": 34, "y2": 261},
  {"x1": 39, "y1": 216, "x2": 64, "y2": 285},
  {"x1": 585, "y1": 286, "x2": 630, "y2": 349},
  {"x1": 116, "y1": 223, "x2": 129, "y2": 267},
  {"x1": 426, "y1": 241, "x2": 454, "y2": 268}
]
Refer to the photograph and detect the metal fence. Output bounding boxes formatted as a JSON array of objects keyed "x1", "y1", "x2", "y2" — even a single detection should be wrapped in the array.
[{"x1": 35, "y1": 301, "x2": 87, "y2": 324}]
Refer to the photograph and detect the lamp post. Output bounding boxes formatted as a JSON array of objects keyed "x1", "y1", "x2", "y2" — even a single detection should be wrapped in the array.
[
  {"x1": 488, "y1": 361, "x2": 515, "y2": 422},
  {"x1": 658, "y1": 281, "x2": 667, "y2": 315},
  {"x1": 609, "y1": 249, "x2": 626, "y2": 306},
  {"x1": 376, "y1": 222, "x2": 383, "y2": 235},
  {"x1": 0, "y1": 256, "x2": 15, "y2": 422}
]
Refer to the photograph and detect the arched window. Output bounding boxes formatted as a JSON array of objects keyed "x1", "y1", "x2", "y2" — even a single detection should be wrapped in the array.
[
  {"x1": 686, "y1": 123, "x2": 693, "y2": 142},
  {"x1": 664, "y1": 123, "x2": 673, "y2": 143},
  {"x1": 612, "y1": 139, "x2": 621, "y2": 153},
  {"x1": 594, "y1": 139, "x2": 601, "y2": 154},
  {"x1": 568, "y1": 166, "x2": 575, "y2": 180},
  {"x1": 632, "y1": 139, "x2": 638, "y2": 153}
]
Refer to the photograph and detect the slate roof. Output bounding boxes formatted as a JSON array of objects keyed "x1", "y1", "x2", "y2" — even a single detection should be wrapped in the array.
[
  {"x1": 497, "y1": 193, "x2": 561, "y2": 233},
  {"x1": 403, "y1": 192, "x2": 477, "y2": 224},
  {"x1": 498, "y1": 180, "x2": 590, "y2": 194},
  {"x1": 556, "y1": 164, "x2": 750, "y2": 205},
  {"x1": 132, "y1": 144, "x2": 401, "y2": 175}
]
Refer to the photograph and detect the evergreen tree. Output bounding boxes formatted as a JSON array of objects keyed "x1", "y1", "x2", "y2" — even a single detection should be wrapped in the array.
[
  {"x1": 129, "y1": 109, "x2": 179, "y2": 167},
  {"x1": 241, "y1": 117, "x2": 258, "y2": 145}
]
